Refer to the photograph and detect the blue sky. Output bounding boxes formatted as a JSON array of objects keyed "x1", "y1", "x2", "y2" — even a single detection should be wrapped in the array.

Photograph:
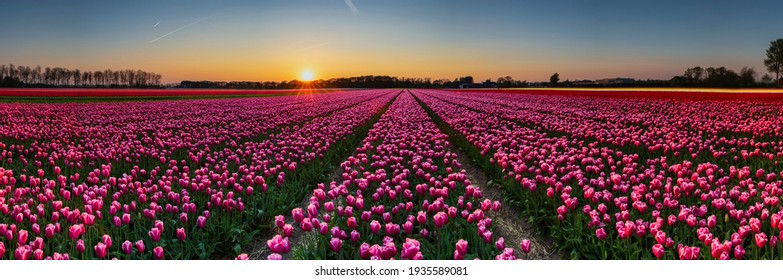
[{"x1": 0, "y1": 0, "x2": 780, "y2": 82}]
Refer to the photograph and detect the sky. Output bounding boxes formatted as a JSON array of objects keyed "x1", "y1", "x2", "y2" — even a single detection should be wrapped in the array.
[{"x1": 0, "y1": 0, "x2": 781, "y2": 83}]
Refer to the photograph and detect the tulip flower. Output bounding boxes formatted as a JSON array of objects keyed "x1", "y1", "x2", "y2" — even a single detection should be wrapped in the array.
[
  {"x1": 267, "y1": 253, "x2": 282, "y2": 260},
  {"x1": 149, "y1": 228, "x2": 161, "y2": 242},
  {"x1": 122, "y1": 240, "x2": 133, "y2": 255},
  {"x1": 135, "y1": 240, "x2": 145, "y2": 253},
  {"x1": 520, "y1": 239, "x2": 531, "y2": 254},
  {"x1": 69, "y1": 224, "x2": 81, "y2": 240},
  {"x1": 455, "y1": 239, "x2": 468, "y2": 256},
  {"x1": 176, "y1": 228, "x2": 186, "y2": 241},
  {"x1": 76, "y1": 239, "x2": 85, "y2": 253},
  {"x1": 652, "y1": 244, "x2": 665, "y2": 259},
  {"x1": 235, "y1": 253, "x2": 250, "y2": 260},
  {"x1": 329, "y1": 237, "x2": 342, "y2": 252},
  {"x1": 102, "y1": 235, "x2": 112, "y2": 248},
  {"x1": 755, "y1": 233, "x2": 768, "y2": 248},
  {"x1": 266, "y1": 235, "x2": 290, "y2": 254},
  {"x1": 95, "y1": 242, "x2": 108, "y2": 258},
  {"x1": 595, "y1": 228, "x2": 607, "y2": 240},
  {"x1": 153, "y1": 246, "x2": 164, "y2": 260}
]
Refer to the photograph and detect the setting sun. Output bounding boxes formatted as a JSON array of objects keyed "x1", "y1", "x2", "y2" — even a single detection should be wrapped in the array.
[{"x1": 300, "y1": 70, "x2": 314, "y2": 81}]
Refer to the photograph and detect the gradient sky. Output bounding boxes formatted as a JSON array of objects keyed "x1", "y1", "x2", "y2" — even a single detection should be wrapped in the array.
[{"x1": 0, "y1": 0, "x2": 781, "y2": 83}]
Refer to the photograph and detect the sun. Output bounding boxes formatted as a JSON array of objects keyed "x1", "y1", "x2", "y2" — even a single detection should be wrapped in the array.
[{"x1": 300, "y1": 70, "x2": 314, "y2": 82}]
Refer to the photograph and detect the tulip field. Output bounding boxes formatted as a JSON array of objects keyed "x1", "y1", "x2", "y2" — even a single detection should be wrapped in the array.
[{"x1": 2, "y1": 88, "x2": 783, "y2": 260}]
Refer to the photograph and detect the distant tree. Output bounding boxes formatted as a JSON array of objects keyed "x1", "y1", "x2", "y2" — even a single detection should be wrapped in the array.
[
  {"x1": 550, "y1": 72, "x2": 560, "y2": 85},
  {"x1": 739, "y1": 67, "x2": 757, "y2": 86},
  {"x1": 761, "y1": 74, "x2": 773, "y2": 84},
  {"x1": 765, "y1": 39, "x2": 783, "y2": 83}
]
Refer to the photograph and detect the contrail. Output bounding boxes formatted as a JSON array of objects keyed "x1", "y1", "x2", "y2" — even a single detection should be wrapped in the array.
[
  {"x1": 150, "y1": 14, "x2": 215, "y2": 43},
  {"x1": 345, "y1": 0, "x2": 358, "y2": 15},
  {"x1": 297, "y1": 42, "x2": 329, "y2": 52},
  {"x1": 153, "y1": 20, "x2": 161, "y2": 28}
]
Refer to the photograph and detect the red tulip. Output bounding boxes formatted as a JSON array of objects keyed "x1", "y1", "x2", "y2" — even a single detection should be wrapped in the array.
[
  {"x1": 755, "y1": 232, "x2": 768, "y2": 248},
  {"x1": 652, "y1": 244, "x2": 665, "y2": 259}
]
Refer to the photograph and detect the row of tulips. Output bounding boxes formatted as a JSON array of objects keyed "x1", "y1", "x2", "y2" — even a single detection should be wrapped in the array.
[
  {"x1": 413, "y1": 89, "x2": 783, "y2": 259},
  {"x1": 0, "y1": 90, "x2": 397, "y2": 259},
  {"x1": 260, "y1": 91, "x2": 529, "y2": 260}
]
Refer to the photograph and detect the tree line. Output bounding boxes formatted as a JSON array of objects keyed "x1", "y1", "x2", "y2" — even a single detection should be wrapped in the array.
[{"x1": 0, "y1": 64, "x2": 163, "y2": 87}]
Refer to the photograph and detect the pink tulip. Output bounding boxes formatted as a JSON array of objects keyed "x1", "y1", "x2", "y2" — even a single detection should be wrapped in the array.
[
  {"x1": 755, "y1": 232, "x2": 768, "y2": 248},
  {"x1": 154, "y1": 220, "x2": 165, "y2": 232},
  {"x1": 122, "y1": 240, "x2": 133, "y2": 255},
  {"x1": 455, "y1": 239, "x2": 468, "y2": 256},
  {"x1": 149, "y1": 228, "x2": 161, "y2": 242},
  {"x1": 17, "y1": 230, "x2": 28, "y2": 245},
  {"x1": 95, "y1": 242, "x2": 107, "y2": 258},
  {"x1": 495, "y1": 237, "x2": 505, "y2": 250},
  {"x1": 0, "y1": 242, "x2": 5, "y2": 257},
  {"x1": 135, "y1": 240, "x2": 145, "y2": 253},
  {"x1": 520, "y1": 239, "x2": 531, "y2": 254},
  {"x1": 176, "y1": 228, "x2": 186, "y2": 241},
  {"x1": 282, "y1": 224, "x2": 294, "y2": 237},
  {"x1": 197, "y1": 216, "x2": 207, "y2": 229},
  {"x1": 329, "y1": 237, "x2": 342, "y2": 252},
  {"x1": 267, "y1": 253, "x2": 282, "y2": 260},
  {"x1": 292, "y1": 208, "x2": 304, "y2": 223},
  {"x1": 235, "y1": 253, "x2": 250, "y2": 260},
  {"x1": 274, "y1": 215, "x2": 285, "y2": 228},
  {"x1": 733, "y1": 245, "x2": 745, "y2": 260},
  {"x1": 350, "y1": 230, "x2": 360, "y2": 243},
  {"x1": 595, "y1": 228, "x2": 607, "y2": 240},
  {"x1": 33, "y1": 249, "x2": 44, "y2": 260},
  {"x1": 370, "y1": 220, "x2": 381, "y2": 234},
  {"x1": 14, "y1": 246, "x2": 31, "y2": 260},
  {"x1": 102, "y1": 235, "x2": 112, "y2": 248},
  {"x1": 266, "y1": 235, "x2": 290, "y2": 254},
  {"x1": 652, "y1": 244, "x2": 665, "y2": 259},
  {"x1": 153, "y1": 246, "x2": 164, "y2": 260},
  {"x1": 433, "y1": 212, "x2": 448, "y2": 228},
  {"x1": 76, "y1": 239, "x2": 85, "y2": 253},
  {"x1": 69, "y1": 224, "x2": 81, "y2": 240}
]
